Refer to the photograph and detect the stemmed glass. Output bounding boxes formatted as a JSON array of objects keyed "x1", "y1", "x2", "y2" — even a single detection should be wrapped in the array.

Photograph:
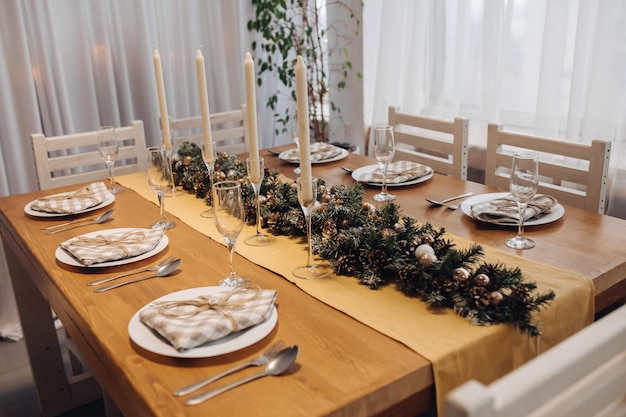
[
  {"x1": 97, "y1": 126, "x2": 124, "y2": 194},
  {"x1": 213, "y1": 181, "x2": 250, "y2": 286},
  {"x1": 145, "y1": 146, "x2": 176, "y2": 230},
  {"x1": 200, "y1": 142, "x2": 216, "y2": 218},
  {"x1": 505, "y1": 152, "x2": 539, "y2": 249},
  {"x1": 244, "y1": 157, "x2": 275, "y2": 246},
  {"x1": 373, "y1": 125, "x2": 396, "y2": 202},
  {"x1": 293, "y1": 176, "x2": 330, "y2": 279}
]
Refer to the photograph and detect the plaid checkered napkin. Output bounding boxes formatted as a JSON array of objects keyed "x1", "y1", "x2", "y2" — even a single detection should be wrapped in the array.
[
  {"x1": 138, "y1": 285, "x2": 277, "y2": 352},
  {"x1": 470, "y1": 194, "x2": 558, "y2": 224},
  {"x1": 281, "y1": 142, "x2": 344, "y2": 162},
  {"x1": 30, "y1": 182, "x2": 111, "y2": 214},
  {"x1": 60, "y1": 227, "x2": 166, "y2": 266},
  {"x1": 358, "y1": 161, "x2": 433, "y2": 184}
]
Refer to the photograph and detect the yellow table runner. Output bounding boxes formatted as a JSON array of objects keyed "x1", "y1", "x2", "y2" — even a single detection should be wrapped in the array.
[{"x1": 118, "y1": 173, "x2": 594, "y2": 413}]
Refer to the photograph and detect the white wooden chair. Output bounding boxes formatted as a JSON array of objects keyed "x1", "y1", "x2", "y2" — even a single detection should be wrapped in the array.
[
  {"x1": 485, "y1": 123, "x2": 611, "y2": 213},
  {"x1": 31, "y1": 120, "x2": 146, "y2": 190},
  {"x1": 445, "y1": 303, "x2": 626, "y2": 417},
  {"x1": 388, "y1": 106, "x2": 469, "y2": 179},
  {"x1": 169, "y1": 104, "x2": 249, "y2": 154}
]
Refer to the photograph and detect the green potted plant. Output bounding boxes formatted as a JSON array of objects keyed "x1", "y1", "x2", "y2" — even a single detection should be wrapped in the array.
[{"x1": 248, "y1": 0, "x2": 361, "y2": 143}]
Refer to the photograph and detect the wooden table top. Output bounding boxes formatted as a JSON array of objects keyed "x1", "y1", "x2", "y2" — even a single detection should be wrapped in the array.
[
  {"x1": 0, "y1": 171, "x2": 433, "y2": 417},
  {"x1": 2, "y1": 145, "x2": 624, "y2": 417},
  {"x1": 261, "y1": 145, "x2": 626, "y2": 314}
]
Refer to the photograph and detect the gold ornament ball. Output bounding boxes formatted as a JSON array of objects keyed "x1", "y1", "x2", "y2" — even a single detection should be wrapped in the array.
[
  {"x1": 381, "y1": 228, "x2": 396, "y2": 238},
  {"x1": 489, "y1": 291, "x2": 504, "y2": 305},
  {"x1": 422, "y1": 235, "x2": 435, "y2": 245},
  {"x1": 340, "y1": 219, "x2": 350, "y2": 229},
  {"x1": 418, "y1": 252, "x2": 437, "y2": 267},
  {"x1": 475, "y1": 273, "x2": 490, "y2": 286},
  {"x1": 453, "y1": 267, "x2": 470, "y2": 282}
]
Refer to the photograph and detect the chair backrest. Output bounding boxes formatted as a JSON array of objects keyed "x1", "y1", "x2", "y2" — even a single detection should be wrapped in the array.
[
  {"x1": 31, "y1": 120, "x2": 147, "y2": 190},
  {"x1": 169, "y1": 104, "x2": 249, "y2": 155},
  {"x1": 444, "y1": 303, "x2": 626, "y2": 417},
  {"x1": 485, "y1": 123, "x2": 611, "y2": 213},
  {"x1": 388, "y1": 106, "x2": 469, "y2": 179}
]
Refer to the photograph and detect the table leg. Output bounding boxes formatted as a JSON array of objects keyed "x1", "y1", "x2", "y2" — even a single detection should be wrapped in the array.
[{"x1": 4, "y1": 238, "x2": 101, "y2": 417}]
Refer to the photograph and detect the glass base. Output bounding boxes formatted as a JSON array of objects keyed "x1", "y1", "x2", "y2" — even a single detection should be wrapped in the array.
[
  {"x1": 108, "y1": 186, "x2": 124, "y2": 195},
  {"x1": 219, "y1": 276, "x2": 251, "y2": 287},
  {"x1": 200, "y1": 208, "x2": 213, "y2": 218},
  {"x1": 152, "y1": 220, "x2": 176, "y2": 230},
  {"x1": 164, "y1": 187, "x2": 185, "y2": 197},
  {"x1": 292, "y1": 263, "x2": 330, "y2": 280},
  {"x1": 244, "y1": 233, "x2": 275, "y2": 246},
  {"x1": 505, "y1": 235, "x2": 535, "y2": 249},
  {"x1": 373, "y1": 191, "x2": 395, "y2": 202},
  {"x1": 294, "y1": 167, "x2": 301, "y2": 174}
]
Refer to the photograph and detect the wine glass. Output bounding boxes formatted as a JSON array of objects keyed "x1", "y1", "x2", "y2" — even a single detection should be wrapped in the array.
[
  {"x1": 213, "y1": 181, "x2": 250, "y2": 286},
  {"x1": 293, "y1": 176, "x2": 330, "y2": 279},
  {"x1": 373, "y1": 125, "x2": 396, "y2": 202},
  {"x1": 505, "y1": 151, "x2": 539, "y2": 249},
  {"x1": 200, "y1": 142, "x2": 216, "y2": 218},
  {"x1": 97, "y1": 126, "x2": 124, "y2": 194},
  {"x1": 145, "y1": 146, "x2": 176, "y2": 230},
  {"x1": 244, "y1": 157, "x2": 275, "y2": 246}
]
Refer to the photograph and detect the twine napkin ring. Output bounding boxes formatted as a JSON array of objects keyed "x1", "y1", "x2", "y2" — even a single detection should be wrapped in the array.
[
  {"x1": 154, "y1": 284, "x2": 262, "y2": 332},
  {"x1": 71, "y1": 229, "x2": 148, "y2": 258},
  {"x1": 37, "y1": 188, "x2": 98, "y2": 202},
  {"x1": 490, "y1": 194, "x2": 557, "y2": 212}
]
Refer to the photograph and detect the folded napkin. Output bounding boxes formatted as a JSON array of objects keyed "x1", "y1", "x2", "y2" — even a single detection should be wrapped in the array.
[
  {"x1": 60, "y1": 227, "x2": 165, "y2": 266},
  {"x1": 358, "y1": 161, "x2": 433, "y2": 184},
  {"x1": 470, "y1": 194, "x2": 558, "y2": 224},
  {"x1": 30, "y1": 182, "x2": 110, "y2": 214},
  {"x1": 281, "y1": 142, "x2": 344, "y2": 162},
  {"x1": 139, "y1": 285, "x2": 277, "y2": 351}
]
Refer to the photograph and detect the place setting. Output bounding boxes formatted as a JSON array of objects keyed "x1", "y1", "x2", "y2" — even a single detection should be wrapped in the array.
[
  {"x1": 25, "y1": 181, "x2": 115, "y2": 218},
  {"x1": 278, "y1": 141, "x2": 349, "y2": 165}
]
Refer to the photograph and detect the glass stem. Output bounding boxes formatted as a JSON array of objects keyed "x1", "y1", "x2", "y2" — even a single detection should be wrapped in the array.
[
  {"x1": 207, "y1": 164, "x2": 214, "y2": 207},
  {"x1": 227, "y1": 240, "x2": 237, "y2": 278},
  {"x1": 107, "y1": 162, "x2": 116, "y2": 188},
  {"x1": 157, "y1": 190, "x2": 166, "y2": 223},
  {"x1": 517, "y1": 202, "x2": 527, "y2": 238},
  {"x1": 305, "y1": 212, "x2": 313, "y2": 267},
  {"x1": 254, "y1": 182, "x2": 262, "y2": 235},
  {"x1": 381, "y1": 164, "x2": 388, "y2": 195}
]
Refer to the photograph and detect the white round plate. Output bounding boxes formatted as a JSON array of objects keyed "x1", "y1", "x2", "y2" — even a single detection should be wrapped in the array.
[
  {"x1": 128, "y1": 286, "x2": 278, "y2": 358},
  {"x1": 351, "y1": 164, "x2": 434, "y2": 187},
  {"x1": 461, "y1": 192, "x2": 565, "y2": 226},
  {"x1": 278, "y1": 147, "x2": 349, "y2": 164},
  {"x1": 55, "y1": 228, "x2": 169, "y2": 267},
  {"x1": 25, "y1": 193, "x2": 115, "y2": 218}
]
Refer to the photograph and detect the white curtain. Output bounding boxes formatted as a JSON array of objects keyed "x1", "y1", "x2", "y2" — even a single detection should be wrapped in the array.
[
  {"x1": 363, "y1": 0, "x2": 626, "y2": 219},
  {"x1": 0, "y1": 0, "x2": 270, "y2": 339}
]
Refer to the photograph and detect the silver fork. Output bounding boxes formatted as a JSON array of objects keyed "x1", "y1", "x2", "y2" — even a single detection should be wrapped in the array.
[
  {"x1": 86, "y1": 255, "x2": 175, "y2": 286},
  {"x1": 173, "y1": 339, "x2": 287, "y2": 397}
]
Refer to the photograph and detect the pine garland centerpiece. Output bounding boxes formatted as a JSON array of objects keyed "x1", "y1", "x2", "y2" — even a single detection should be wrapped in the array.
[{"x1": 172, "y1": 142, "x2": 555, "y2": 336}]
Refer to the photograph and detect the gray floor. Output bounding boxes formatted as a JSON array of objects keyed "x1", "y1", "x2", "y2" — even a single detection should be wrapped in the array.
[{"x1": 0, "y1": 330, "x2": 104, "y2": 417}]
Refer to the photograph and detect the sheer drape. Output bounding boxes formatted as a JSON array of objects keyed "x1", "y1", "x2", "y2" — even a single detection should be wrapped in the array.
[
  {"x1": 0, "y1": 0, "x2": 261, "y2": 339},
  {"x1": 364, "y1": 0, "x2": 626, "y2": 219}
]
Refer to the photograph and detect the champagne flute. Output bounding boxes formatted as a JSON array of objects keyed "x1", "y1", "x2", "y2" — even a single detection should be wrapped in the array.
[
  {"x1": 145, "y1": 146, "x2": 176, "y2": 230},
  {"x1": 293, "y1": 176, "x2": 330, "y2": 279},
  {"x1": 244, "y1": 157, "x2": 275, "y2": 246},
  {"x1": 505, "y1": 152, "x2": 539, "y2": 249},
  {"x1": 213, "y1": 181, "x2": 250, "y2": 287},
  {"x1": 373, "y1": 125, "x2": 396, "y2": 202},
  {"x1": 200, "y1": 142, "x2": 216, "y2": 218},
  {"x1": 97, "y1": 126, "x2": 124, "y2": 194}
]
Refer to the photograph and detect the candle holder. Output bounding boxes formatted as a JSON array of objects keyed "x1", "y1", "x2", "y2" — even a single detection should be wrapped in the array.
[{"x1": 244, "y1": 157, "x2": 275, "y2": 246}]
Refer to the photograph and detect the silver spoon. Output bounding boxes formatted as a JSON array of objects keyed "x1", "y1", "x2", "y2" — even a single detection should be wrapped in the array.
[
  {"x1": 86, "y1": 255, "x2": 175, "y2": 286},
  {"x1": 41, "y1": 208, "x2": 115, "y2": 230},
  {"x1": 425, "y1": 192, "x2": 473, "y2": 210},
  {"x1": 93, "y1": 258, "x2": 182, "y2": 292},
  {"x1": 45, "y1": 209, "x2": 114, "y2": 234},
  {"x1": 185, "y1": 345, "x2": 299, "y2": 406}
]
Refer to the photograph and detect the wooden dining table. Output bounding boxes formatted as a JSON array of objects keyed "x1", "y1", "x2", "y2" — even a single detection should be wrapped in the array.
[{"x1": 1, "y1": 145, "x2": 625, "y2": 417}]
